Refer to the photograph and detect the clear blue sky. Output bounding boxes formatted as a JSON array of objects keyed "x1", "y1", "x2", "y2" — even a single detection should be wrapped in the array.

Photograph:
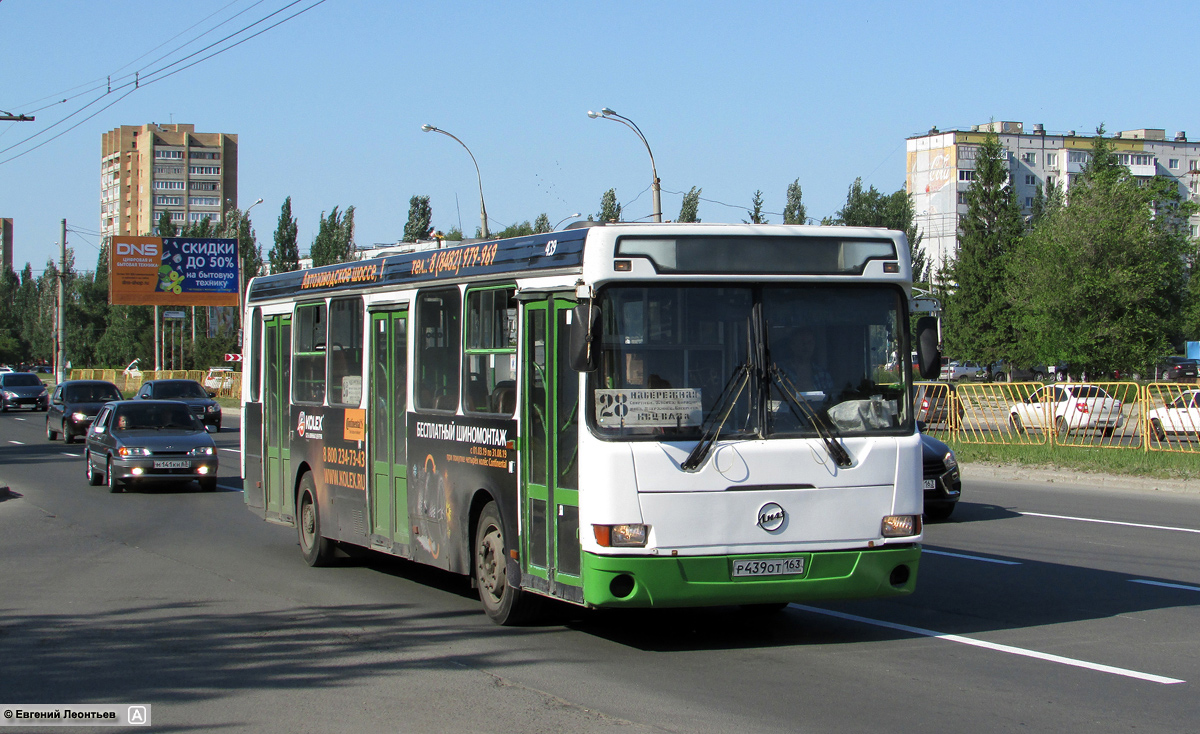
[{"x1": 3, "y1": 0, "x2": 1199, "y2": 273}]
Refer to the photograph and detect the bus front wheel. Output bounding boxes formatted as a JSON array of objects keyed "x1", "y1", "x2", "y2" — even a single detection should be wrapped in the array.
[
  {"x1": 298, "y1": 474, "x2": 335, "y2": 567},
  {"x1": 474, "y1": 501, "x2": 541, "y2": 625}
]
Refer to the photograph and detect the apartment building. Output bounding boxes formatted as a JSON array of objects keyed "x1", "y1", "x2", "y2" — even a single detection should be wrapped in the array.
[
  {"x1": 906, "y1": 121, "x2": 1200, "y2": 277},
  {"x1": 100, "y1": 123, "x2": 238, "y2": 241}
]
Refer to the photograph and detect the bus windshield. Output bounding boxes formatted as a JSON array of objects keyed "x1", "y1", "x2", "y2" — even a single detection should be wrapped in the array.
[{"x1": 590, "y1": 284, "x2": 911, "y2": 439}]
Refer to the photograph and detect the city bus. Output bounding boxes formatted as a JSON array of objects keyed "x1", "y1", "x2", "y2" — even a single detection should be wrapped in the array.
[{"x1": 241, "y1": 223, "x2": 940, "y2": 624}]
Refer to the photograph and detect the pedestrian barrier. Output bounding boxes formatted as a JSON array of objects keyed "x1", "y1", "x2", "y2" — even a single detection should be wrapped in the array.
[
  {"x1": 919, "y1": 380, "x2": 1199, "y2": 453},
  {"x1": 1144, "y1": 383, "x2": 1200, "y2": 455},
  {"x1": 65, "y1": 368, "x2": 239, "y2": 397}
]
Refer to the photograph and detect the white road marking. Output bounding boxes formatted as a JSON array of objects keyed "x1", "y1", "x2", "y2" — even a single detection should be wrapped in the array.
[
  {"x1": 923, "y1": 549, "x2": 1021, "y2": 565},
  {"x1": 8, "y1": 440, "x2": 24, "y2": 445},
  {"x1": 1020, "y1": 511, "x2": 1200, "y2": 535},
  {"x1": 791, "y1": 604, "x2": 1185, "y2": 685},
  {"x1": 1130, "y1": 579, "x2": 1200, "y2": 593},
  {"x1": 14, "y1": 417, "x2": 26, "y2": 421},
  {"x1": 219, "y1": 448, "x2": 240, "y2": 453},
  {"x1": 61, "y1": 452, "x2": 81, "y2": 457}
]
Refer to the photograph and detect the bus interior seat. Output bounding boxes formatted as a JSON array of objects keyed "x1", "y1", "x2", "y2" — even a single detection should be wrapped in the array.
[{"x1": 492, "y1": 380, "x2": 516, "y2": 414}]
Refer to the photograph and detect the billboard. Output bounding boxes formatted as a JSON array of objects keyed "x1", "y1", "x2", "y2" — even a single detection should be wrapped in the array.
[{"x1": 110, "y1": 236, "x2": 239, "y2": 306}]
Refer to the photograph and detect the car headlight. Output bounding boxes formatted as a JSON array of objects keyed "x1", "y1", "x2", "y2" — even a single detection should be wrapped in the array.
[
  {"x1": 943, "y1": 450, "x2": 957, "y2": 470},
  {"x1": 71, "y1": 412, "x2": 89, "y2": 421},
  {"x1": 206, "y1": 404, "x2": 220, "y2": 414},
  {"x1": 189, "y1": 446, "x2": 214, "y2": 457},
  {"x1": 3, "y1": 391, "x2": 16, "y2": 399},
  {"x1": 118, "y1": 447, "x2": 152, "y2": 457}
]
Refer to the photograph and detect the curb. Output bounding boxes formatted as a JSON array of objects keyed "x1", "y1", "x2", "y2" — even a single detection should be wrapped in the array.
[{"x1": 961, "y1": 462, "x2": 1200, "y2": 495}]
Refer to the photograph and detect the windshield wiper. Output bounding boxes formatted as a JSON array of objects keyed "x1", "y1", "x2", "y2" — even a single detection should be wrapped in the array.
[
  {"x1": 769, "y1": 363, "x2": 852, "y2": 468},
  {"x1": 680, "y1": 362, "x2": 752, "y2": 472}
]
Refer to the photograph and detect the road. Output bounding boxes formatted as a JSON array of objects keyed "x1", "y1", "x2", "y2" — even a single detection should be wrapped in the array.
[{"x1": 1, "y1": 409, "x2": 1197, "y2": 733}]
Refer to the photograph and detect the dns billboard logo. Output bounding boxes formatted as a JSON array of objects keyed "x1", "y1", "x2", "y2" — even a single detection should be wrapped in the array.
[{"x1": 116, "y1": 241, "x2": 159, "y2": 257}]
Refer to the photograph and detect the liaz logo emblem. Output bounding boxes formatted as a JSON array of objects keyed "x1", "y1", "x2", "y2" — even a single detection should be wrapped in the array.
[
  {"x1": 297, "y1": 411, "x2": 324, "y2": 439},
  {"x1": 756, "y1": 502, "x2": 786, "y2": 532}
]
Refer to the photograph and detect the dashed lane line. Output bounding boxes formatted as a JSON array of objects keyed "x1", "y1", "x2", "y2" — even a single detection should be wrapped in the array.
[
  {"x1": 1130, "y1": 579, "x2": 1200, "y2": 593},
  {"x1": 922, "y1": 549, "x2": 1021, "y2": 565},
  {"x1": 1020, "y1": 511, "x2": 1200, "y2": 535},
  {"x1": 791, "y1": 604, "x2": 1184, "y2": 685}
]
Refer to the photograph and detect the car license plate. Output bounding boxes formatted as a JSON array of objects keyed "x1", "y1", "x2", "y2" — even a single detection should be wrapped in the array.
[
  {"x1": 153, "y1": 460, "x2": 189, "y2": 469},
  {"x1": 923, "y1": 479, "x2": 937, "y2": 490},
  {"x1": 731, "y1": 557, "x2": 805, "y2": 578}
]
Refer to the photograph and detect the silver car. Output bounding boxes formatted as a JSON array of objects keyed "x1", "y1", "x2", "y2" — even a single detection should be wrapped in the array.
[{"x1": 84, "y1": 400, "x2": 218, "y2": 493}]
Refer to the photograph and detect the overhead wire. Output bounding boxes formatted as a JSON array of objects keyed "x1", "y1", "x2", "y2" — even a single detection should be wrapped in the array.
[{"x1": 0, "y1": 0, "x2": 325, "y2": 167}]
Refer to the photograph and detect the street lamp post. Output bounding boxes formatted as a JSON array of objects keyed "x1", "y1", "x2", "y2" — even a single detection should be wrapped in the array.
[
  {"x1": 587, "y1": 108, "x2": 662, "y2": 223},
  {"x1": 422, "y1": 125, "x2": 489, "y2": 239},
  {"x1": 553, "y1": 212, "x2": 581, "y2": 230},
  {"x1": 237, "y1": 198, "x2": 264, "y2": 339}
]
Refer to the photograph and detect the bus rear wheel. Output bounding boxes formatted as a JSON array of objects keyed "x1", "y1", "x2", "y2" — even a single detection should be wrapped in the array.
[
  {"x1": 475, "y1": 501, "x2": 541, "y2": 625},
  {"x1": 298, "y1": 474, "x2": 335, "y2": 567}
]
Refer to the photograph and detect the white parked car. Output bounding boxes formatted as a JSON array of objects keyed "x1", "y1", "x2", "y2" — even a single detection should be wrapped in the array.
[
  {"x1": 1008, "y1": 383, "x2": 1124, "y2": 436},
  {"x1": 939, "y1": 360, "x2": 984, "y2": 381},
  {"x1": 1147, "y1": 389, "x2": 1200, "y2": 440}
]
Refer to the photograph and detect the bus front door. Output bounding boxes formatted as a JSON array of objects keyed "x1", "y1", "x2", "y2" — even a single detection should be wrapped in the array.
[
  {"x1": 369, "y1": 310, "x2": 409, "y2": 551},
  {"x1": 264, "y1": 314, "x2": 293, "y2": 523},
  {"x1": 522, "y1": 298, "x2": 582, "y2": 600}
]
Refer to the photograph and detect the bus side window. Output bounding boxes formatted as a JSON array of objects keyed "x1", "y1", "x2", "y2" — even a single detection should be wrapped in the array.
[
  {"x1": 464, "y1": 287, "x2": 517, "y2": 415},
  {"x1": 416, "y1": 288, "x2": 461, "y2": 412}
]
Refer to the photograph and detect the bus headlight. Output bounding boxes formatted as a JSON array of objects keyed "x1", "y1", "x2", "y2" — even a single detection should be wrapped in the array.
[
  {"x1": 593, "y1": 524, "x2": 649, "y2": 547},
  {"x1": 881, "y1": 515, "x2": 921, "y2": 537}
]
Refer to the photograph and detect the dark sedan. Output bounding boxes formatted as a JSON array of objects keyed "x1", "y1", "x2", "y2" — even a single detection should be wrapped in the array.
[
  {"x1": 0, "y1": 372, "x2": 49, "y2": 412},
  {"x1": 921, "y1": 433, "x2": 961, "y2": 521},
  {"x1": 136, "y1": 379, "x2": 222, "y2": 431},
  {"x1": 1160, "y1": 358, "x2": 1199, "y2": 382},
  {"x1": 84, "y1": 400, "x2": 218, "y2": 493},
  {"x1": 47, "y1": 380, "x2": 124, "y2": 443}
]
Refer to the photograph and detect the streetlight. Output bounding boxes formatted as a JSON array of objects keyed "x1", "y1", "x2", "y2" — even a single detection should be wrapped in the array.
[
  {"x1": 553, "y1": 212, "x2": 581, "y2": 230},
  {"x1": 422, "y1": 124, "x2": 489, "y2": 239},
  {"x1": 237, "y1": 198, "x2": 264, "y2": 335},
  {"x1": 587, "y1": 108, "x2": 662, "y2": 222}
]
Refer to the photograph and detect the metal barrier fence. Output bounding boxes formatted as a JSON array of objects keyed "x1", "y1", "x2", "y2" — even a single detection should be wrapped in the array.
[
  {"x1": 67, "y1": 369, "x2": 241, "y2": 398},
  {"x1": 915, "y1": 381, "x2": 1199, "y2": 453}
]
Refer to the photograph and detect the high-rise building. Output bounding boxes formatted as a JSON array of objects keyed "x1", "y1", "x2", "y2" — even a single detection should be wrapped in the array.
[
  {"x1": 906, "y1": 122, "x2": 1200, "y2": 278},
  {"x1": 100, "y1": 123, "x2": 238, "y2": 242}
]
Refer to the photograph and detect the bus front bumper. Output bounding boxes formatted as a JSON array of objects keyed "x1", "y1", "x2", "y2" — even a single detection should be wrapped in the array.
[{"x1": 580, "y1": 545, "x2": 920, "y2": 608}]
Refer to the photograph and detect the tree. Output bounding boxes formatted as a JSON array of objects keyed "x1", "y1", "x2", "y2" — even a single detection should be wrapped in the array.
[
  {"x1": 494, "y1": 221, "x2": 535, "y2": 239},
  {"x1": 219, "y1": 206, "x2": 262, "y2": 286},
  {"x1": 783, "y1": 179, "x2": 807, "y2": 225},
  {"x1": 533, "y1": 213, "x2": 551, "y2": 234},
  {"x1": 1012, "y1": 126, "x2": 1195, "y2": 376},
  {"x1": 269, "y1": 196, "x2": 300, "y2": 274},
  {"x1": 942, "y1": 130, "x2": 1025, "y2": 367},
  {"x1": 403, "y1": 196, "x2": 433, "y2": 242},
  {"x1": 677, "y1": 187, "x2": 701, "y2": 223},
  {"x1": 597, "y1": 189, "x2": 621, "y2": 223},
  {"x1": 832, "y1": 177, "x2": 928, "y2": 283},
  {"x1": 309, "y1": 206, "x2": 356, "y2": 267},
  {"x1": 444, "y1": 226, "x2": 463, "y2": 241},
  {"x1": 744, "y1": 190, "x2": 768, "y2": 224},
  {"x1": 157, "y1": 211, "x2": 177, "y2": 237}
]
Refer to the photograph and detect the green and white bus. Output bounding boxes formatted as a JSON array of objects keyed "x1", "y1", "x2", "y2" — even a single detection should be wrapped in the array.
[{"x1": 241, "y1": 223, "x2": 940, "y2": 624}]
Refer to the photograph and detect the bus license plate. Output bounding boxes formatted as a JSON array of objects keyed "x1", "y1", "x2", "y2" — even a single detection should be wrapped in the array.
[
  {"x1": 154, "y1": 460, "x2": 189, "y2": 469},
  {"x1": 731, "y1": 557, "x2": 805, "y2": 578},
  {"x1": 923, "y1": 479, "x2": 937, "y2": 490}
]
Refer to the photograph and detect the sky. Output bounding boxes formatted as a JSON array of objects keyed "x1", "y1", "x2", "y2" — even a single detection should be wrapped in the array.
[{"x1": 3, "y1": 0, "x2": 1200, "y2": 274}]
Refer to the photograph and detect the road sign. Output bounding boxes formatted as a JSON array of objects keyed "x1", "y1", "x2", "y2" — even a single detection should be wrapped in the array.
[
  {"x1": 225, "y1": 353, "x2": 243, "y2": 362},
  {"x1": 163, "y1": 310, "x2": 186, "y2": 320}
]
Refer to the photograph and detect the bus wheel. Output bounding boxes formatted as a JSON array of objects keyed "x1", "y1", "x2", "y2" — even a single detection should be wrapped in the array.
[
  {"x1": 474, "y1": 501, "x2": 541, "y2": 625},
  {"x1": 298, "y1": 474, "x2": 335, "y2": 567}
]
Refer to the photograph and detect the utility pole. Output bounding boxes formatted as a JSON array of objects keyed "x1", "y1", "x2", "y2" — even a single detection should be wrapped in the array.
[{"x1": 57, "y1": 219, "x2": 66, "y2": 384}]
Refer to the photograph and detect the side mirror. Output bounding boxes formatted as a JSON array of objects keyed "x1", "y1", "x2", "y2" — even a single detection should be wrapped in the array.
[
  {"x1": 207, "y1": 391, "x2": 217, "y2": 399},
  {"x1": 568, "y1": 302, "x2": 601, "y2": 372},
  {"x1": 915, "y1": 317, "x2": 941, "y2": 380}
]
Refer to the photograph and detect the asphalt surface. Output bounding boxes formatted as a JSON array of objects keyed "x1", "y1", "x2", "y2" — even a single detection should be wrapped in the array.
[{"x1": 1, "y1": 408, "x2": 1197, "y2": 733}]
